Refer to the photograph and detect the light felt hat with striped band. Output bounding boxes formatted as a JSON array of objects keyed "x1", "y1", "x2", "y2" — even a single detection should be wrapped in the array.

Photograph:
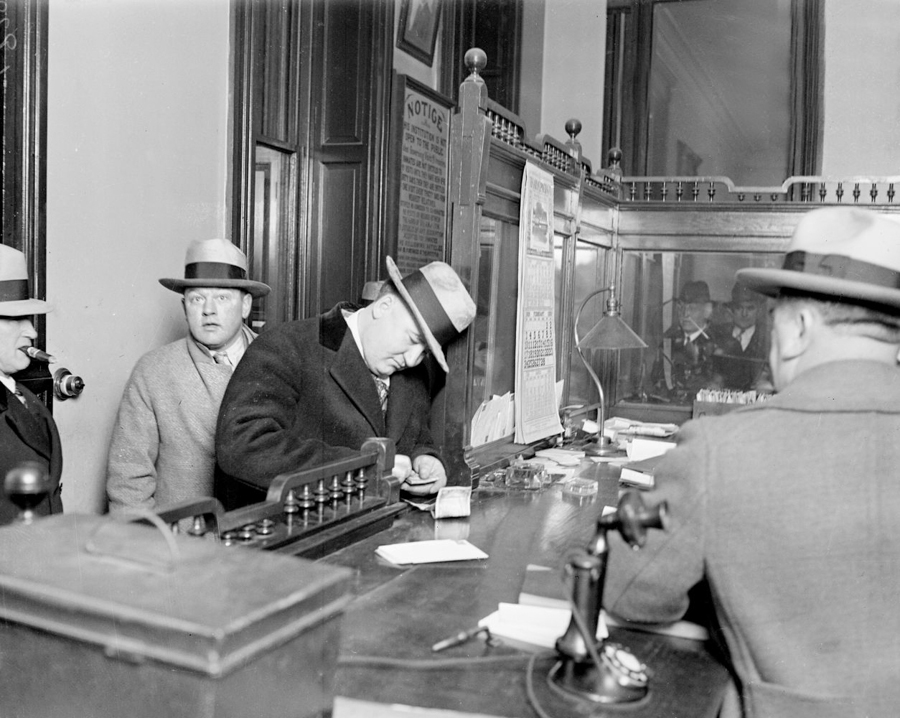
[
  {"x1": 385, "y1": 256, "x2": 476, "y2": 373},
  {"x1": 0, "y1": 244, "x2": 52, "y2": 316},
  {"x1": 159, "y1": 238, "x2": 271, "y2": 299},
  {"x1": 738, "y1": 208, "x2": 900, "y2": 312}
]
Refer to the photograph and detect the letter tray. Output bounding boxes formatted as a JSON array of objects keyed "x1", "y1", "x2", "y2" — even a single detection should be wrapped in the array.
[{"x1": 0, "y1": 514, "x2": 353, "y2": 718}]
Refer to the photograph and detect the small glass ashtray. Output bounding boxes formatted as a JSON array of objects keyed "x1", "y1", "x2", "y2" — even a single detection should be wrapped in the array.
[
  {"x1": 505, "y1": 461, "x2": 550, "y2": 490},
  {"x1": 561, "y1": 477, "x2": 598, "y2": 497}
]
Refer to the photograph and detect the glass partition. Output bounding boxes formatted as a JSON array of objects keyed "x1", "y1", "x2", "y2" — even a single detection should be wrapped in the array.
[
  {"x1": 567, "y1": 239, "x2": 611, "y2": 408},
  {"x1": 471, "y1": 216, "x2": 519, "y2": 419},
  {"x1": 617, "y1": 250, "x2": 782, "y2": 408}
]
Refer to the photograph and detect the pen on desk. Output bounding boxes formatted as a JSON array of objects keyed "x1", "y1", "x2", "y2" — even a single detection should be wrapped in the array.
[{"x1": 431, "y1": 625, "x2": 489, "y2": 653}]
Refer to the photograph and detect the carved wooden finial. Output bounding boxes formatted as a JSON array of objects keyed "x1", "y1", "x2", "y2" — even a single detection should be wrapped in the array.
[
  {"x1": 464, "y1": 47, "x2": 487, "y2": 78},
  {"x1": 606, "y1": 147, "x2": 623, "y2": 178}
]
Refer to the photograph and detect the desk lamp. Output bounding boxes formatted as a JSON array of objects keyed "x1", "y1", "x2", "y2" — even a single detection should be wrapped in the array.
[{"x1": 574, "y1": 284, "x2": 647, "y2": 455}]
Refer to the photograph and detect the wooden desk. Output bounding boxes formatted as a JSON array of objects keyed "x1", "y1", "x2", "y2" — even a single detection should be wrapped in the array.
[{"x1": 323, "y1": 461, "x2": 730, "y2": 718}]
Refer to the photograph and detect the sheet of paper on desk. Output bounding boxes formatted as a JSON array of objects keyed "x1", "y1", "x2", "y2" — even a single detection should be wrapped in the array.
[
  {"x1": 375, "y1": 539, "x2": 488, "y2": 565},
  {"x1": 626, "y1": 435, "x2": 677, "y2": 461},
  {"x1": 333, "y1": 696, "x2": 503, "y2": 718},
  {"x1": 534, "y1": 448, "x2": 584, "y2": 466},
  {"x1": 478, "y1": 602, "x2": 607, "y2": 652}
]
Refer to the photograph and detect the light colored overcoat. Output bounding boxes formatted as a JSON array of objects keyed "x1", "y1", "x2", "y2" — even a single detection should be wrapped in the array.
[
  {"x1": 106, "y1": 326, "x2": 255, "y2": 513},
  {"x1": 604, "y1": 360, "x2": 900, "y2": 718}
]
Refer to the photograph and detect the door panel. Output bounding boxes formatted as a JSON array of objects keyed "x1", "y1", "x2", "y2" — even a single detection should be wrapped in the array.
[{"x1": 232, "y1": 0, "x2": 391, "y2": 323}]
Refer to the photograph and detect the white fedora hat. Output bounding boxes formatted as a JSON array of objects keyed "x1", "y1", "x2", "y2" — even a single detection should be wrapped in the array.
[
  {"x1": 385, "y1": 256, "x2": 476, "y2": 373},
  {"x1": 0, "y1": 244, "x2": 52, "y2": 316},
  {"x1": 159, "y1": 238, "x2": 271, "y2": 298},
  {"x1": 738, "y1": 208, "x2": 900, "y2": 312}
]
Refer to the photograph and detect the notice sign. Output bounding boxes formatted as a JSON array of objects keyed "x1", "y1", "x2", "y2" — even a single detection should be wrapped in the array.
[
  {"x1": 514, "y1": 162, "x2": 563, "y2": 444},
  {"x1": 396, "y1": 83, "x2": 451, "y2": 275}
]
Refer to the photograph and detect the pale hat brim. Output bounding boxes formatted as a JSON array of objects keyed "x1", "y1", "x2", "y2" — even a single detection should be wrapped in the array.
[
  {"x1": 159, "y1": 277, "x2": 271, "y2": 298},
  {"x1": 385, "y1": 256, "x2": 476, "y2": 373},
  {"x1": 736, "y1": 267, "x2": 900, "y2": 311},
  {"x1": 737, "y1": 208, "x2": 900, "y2": 312},
  {"x1": 0, "y1": 298, "x2": 52, "y2": 317},
  {"x1": 386, "y1": 257, "x2": 449, "y2": 372}
]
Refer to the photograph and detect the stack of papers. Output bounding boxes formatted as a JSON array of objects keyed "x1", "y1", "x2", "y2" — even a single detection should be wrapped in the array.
[
  {"x1": 470, "y1": 393, "x2": 515, "y2": 447},
  {"x1": 478, "y1": 602, "x2": 608, "y2": 652},
  {"x1": 375, "y1": 539, "x2": 488, "y2": 565}
]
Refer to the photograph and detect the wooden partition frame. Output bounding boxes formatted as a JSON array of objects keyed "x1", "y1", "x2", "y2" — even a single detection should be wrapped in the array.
[{"x1": 438, "y1": 51, "x2": 900, "y2": 486}]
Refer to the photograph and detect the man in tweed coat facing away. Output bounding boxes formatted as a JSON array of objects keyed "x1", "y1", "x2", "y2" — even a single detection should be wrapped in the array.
[
  {"x1": 604, "y1": 207, "x2": 900, "y2": 718},
  {"x1": 106, "y1": 239, "x2": 269, "y2": 514}
]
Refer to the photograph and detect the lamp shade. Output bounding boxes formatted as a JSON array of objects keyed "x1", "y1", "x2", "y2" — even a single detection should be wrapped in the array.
[{"x1": 577, "y1": 312, "x2": 647, "y2": 350}]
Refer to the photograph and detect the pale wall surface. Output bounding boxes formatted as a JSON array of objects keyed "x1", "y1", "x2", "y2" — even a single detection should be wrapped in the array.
[
  {"x1": 539, "y1": 0, "x2": 606, "y2": 171},
  {"x1": 822, "y1": 0, "x2": 900, "y2": 175},
  {"x1": 47, "y1": 0, "x2": 231, "y2": 513}
]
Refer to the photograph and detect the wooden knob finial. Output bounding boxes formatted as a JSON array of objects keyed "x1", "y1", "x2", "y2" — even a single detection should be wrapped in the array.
[{"x1": 464, "y1": 48, "x2": 487, "y2": 77}]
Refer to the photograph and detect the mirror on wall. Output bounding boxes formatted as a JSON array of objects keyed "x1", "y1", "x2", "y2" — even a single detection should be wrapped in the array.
[{"x1": 616, "y1": 249, "x2": 783, "y2": 408}]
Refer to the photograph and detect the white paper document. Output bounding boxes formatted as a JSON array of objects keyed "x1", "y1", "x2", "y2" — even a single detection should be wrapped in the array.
[
  {"x1": 375, "y1": 539, "x2": 488, "y2": 565},
  {"x1": 478, "y1": 602, "x2": 608, "y2": 652}
]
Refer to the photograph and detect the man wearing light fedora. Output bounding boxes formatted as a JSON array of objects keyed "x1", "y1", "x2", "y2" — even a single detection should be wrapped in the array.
[
  {"x1": 0, "y1": 245, "x2": 63, "y2": 525},
  {"x1": 215, "y1": 257, "x2": 475, "y2": 509},
  {"x1": 106, "y1": 239, "x2": 270, "y2": 514},
  {"x1": 603, "y1": 207, "x2": 900, "y2": 718}
]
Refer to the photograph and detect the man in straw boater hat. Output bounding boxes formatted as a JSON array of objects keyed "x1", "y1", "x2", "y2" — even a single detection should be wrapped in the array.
[
  {"x1": 0, "y1": 244, "x2": 63, "y2": 525},
  {"x1": 215, "y1": 257, "x2": 475, "y2": 509},
  {"x1": 603, "y1": 207, "x2": 900, "y2": 718},
  {"x1": 106, "y1": 239, "x2": 270, "y2": 515}
]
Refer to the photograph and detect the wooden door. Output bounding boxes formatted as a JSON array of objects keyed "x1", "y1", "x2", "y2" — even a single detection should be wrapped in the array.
[
  {"x1": 232, "y1": 0, "x2": 392, "y2": 326},
  {"x1": 1, "y1": 0, "x2": 50, "y2": 399}
]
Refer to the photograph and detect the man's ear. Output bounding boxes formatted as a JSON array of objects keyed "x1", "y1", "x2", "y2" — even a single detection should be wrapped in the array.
[
  {"x1": 370, "y1": 293, "x2": 394, "y2": 320},
  {"x1": 241, "y1": 292, "x2": 252, "y2": 320},
  {"x1": 778, "y1": 304, "x2": 817, "y2": 361}
]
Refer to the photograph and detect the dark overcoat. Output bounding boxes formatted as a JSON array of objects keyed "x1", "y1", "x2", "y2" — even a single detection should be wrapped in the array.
[
  {"x1": 0, "y1": 383, "x2": 63, "y2": 525},
  {"x1": 215, "y1": 303, "x2": 440, "y2": 508}
]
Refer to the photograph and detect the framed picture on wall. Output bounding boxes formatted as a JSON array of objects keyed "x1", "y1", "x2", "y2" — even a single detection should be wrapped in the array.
[{"x1": 397, "y1": 0, "x2": 441, "y2": 66}]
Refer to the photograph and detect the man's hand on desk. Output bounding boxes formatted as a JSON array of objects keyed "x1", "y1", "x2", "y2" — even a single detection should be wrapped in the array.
[{"x1": 392, "y1": 453, "x2": 447, "y2": 495}]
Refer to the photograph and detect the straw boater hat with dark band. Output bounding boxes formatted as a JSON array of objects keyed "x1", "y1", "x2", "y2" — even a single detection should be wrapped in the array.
[
  {"x1": 0, "y1": 244, "x2": 52, "y2": 316},
  {"x1": 385, "y1": 256, "x2": 476, "y2": 373},
  {"x1": 159, "y1": 238, "x2": 270, "y2": 298},
  {"x1": 737, "y1": 207, "x2": 900, "y2": 312}
]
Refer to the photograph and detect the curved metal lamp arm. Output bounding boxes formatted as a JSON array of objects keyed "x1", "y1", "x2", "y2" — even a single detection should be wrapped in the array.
[{"x1": 574, "y1": 287, "x2": 613, "y2": 448}]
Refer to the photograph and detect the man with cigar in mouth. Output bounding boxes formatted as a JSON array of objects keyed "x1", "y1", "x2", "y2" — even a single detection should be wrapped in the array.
[
  {"x1": 106, "y1": 239, "x2": 269, "y2": 514},
  {"x1": 0, "y1": 244, "x2": 63, "y2": 525}
]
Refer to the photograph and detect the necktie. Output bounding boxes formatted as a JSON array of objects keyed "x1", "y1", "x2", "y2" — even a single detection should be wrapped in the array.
[
  {"x1": 13, "y1": 385, "x2": 26, "y2": 405},
  {"x1": 374, "y1": 377, "x2": 389, "y2": 415},
  {"x1": 213, "y1": 351, "x2": 233, "y2": 368}
]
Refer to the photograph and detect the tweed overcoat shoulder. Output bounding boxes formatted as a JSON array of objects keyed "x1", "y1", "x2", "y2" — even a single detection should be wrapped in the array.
[
  {"x1": 604, "y1": 360, "x2": 900, "y2": 718},
  {"x1": 106, "y1": 326, "x2": 255, "y2": 513}
]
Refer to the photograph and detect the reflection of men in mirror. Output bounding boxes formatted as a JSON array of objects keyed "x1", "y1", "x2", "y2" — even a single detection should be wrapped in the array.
[
  {"x1": 604, "y1": 207, "x2": 900, "y2": 717},
  {"x1": 651, "y1": 280, "x2": 728, "y2": 401},
  {"x1": 712, "y1": 282, "x2": 768, "y2": 390}
]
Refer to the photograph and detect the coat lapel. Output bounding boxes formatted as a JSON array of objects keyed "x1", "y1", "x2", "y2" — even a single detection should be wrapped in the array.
[
  {"x1": 327, "y1": 323, "x2": 386, "y2": 435},
  {"x1": 1, "y1": 385, "x2": 52, "y2": 462},
  {"x1": 384, "y1": 373, "x2": 415, "y2": 441}
]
